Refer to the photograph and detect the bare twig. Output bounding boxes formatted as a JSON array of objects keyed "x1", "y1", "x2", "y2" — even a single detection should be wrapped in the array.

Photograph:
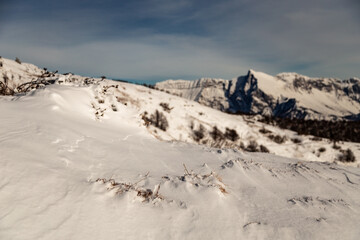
[{"x1": 183, "y1": 163, "x2": 190, "y2": 175}]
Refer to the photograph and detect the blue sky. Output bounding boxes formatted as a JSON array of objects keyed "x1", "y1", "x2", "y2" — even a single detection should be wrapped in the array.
[{"x1": 0, "y1": 0, "x2": 359, "y2": 81}]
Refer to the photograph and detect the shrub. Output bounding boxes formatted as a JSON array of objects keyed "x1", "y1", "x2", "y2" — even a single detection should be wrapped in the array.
[
  {"x1": 192, "y1": 124, "x2": 206, "y2": 142},
  {"x1": 246, "y1": 140, "x2": 258, "y2": 152},
  {"x1": 224, "y1": 128, "x2": 239, "y2": 142},
  {"x1": 143, "y1": 83, "x2": 155, "y2": 89},
  {"x1": 318, "y1": 147, "x2": 326, "y2": 153},
  {"x1": 150, "y1": 110, "x2": 169, "y2": 131},
  {"x1": 310, "y1": 137, "x2": 322, "y2": 141},
  {"x1": 210, "y1": 126, "x2": 224, "y2": 141},
  {"x1": 159, "y1": 102, "x2": 173, "y2": 113},
  {"x1": 291, "y1": 138, "x2": 302, "y2": 144},
  {"x1": 259, "y1": 127, "x2": 272, "y2": 134},
  {"x1": 111, "y1": 104, "x2": 117, "y2": 111},
  {"x1": 0, "y1": 74, "x2": 14, "y2": 95},
  {"x1": 268, "y1": 134, "x2": 287, "y2": 144},
  {"x1": 260, "y1": 145, "x2": 270, "y2": 153},
  {"x1": 338, "y1": 149, "x2": 356, "y2": 163},
  {"x1": 332, "y1": 142, "x2": 341, "y2": 150},
  {"x1": 15, "y1": 57, "x2": 21, "y2": 64}
]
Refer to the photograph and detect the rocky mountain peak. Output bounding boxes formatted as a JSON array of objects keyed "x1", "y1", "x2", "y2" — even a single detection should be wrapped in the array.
[{"x1": 156, "y1": 70, "x2": 360, "y2": 120}]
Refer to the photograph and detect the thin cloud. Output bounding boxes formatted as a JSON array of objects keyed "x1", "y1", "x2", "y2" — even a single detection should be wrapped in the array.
[{"x1": 0, "y1": 0, "x2": 359, "y2": 80}]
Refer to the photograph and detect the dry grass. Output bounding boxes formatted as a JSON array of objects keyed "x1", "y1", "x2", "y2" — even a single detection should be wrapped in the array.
[{"x1": 94, "y1": 174, "x2": 164, "y2": 202}]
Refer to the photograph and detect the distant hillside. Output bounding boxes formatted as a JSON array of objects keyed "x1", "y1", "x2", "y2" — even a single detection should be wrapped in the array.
[{"x1": 155, "y1": 70, "x2": 360, "y2": 121}]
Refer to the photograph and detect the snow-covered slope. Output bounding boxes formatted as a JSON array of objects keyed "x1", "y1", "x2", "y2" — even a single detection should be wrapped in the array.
[
  {"x1": 0, "y1": 57, "x2": 44, "y2": 89},
  {"x1": 1, "y1": 58, "x2": 360, "y2": 239},
  {"x1": 1, "y1": 57, "x2": 359, "y2": 164},
  {"x1": 155, "y1": 70, "x2": 360, "y2": 120}
]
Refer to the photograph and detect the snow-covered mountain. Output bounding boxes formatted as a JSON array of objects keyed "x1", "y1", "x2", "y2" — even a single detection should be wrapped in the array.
[
  {"x1": 1, "y1": 57, "x2": 359, "y2": 164},
  {"x1": 155, "y1": 70, "x2": 360, "y2": 120},
  {"x1": 1, "y1": 57, "x2": 360, "y2": 239}
]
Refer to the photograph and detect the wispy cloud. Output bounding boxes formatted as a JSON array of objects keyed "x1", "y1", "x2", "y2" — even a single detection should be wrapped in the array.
[{"x1": 0, "y1": 0, "x2": 359, "y2": 80}]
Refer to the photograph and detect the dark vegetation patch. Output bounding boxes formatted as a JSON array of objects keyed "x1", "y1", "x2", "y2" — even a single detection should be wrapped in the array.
[
  {"x1": 318, "y1": 147, "x2": 326, "y2": 153},
  {"x1": 338, "y1": 149, "x2": 356, "y2": 163},
  {"x1": 159, "y1": 102, "x2": 173, "y2": 113},
  {"x1": 210, "y1": 126, "x2": 225, "y2": 142},
  {"x1": 224, "y1": 128, "x2": 239, "y2": 142},
  {"x1": 15, "y1": 57, "x2": 22, "y2": 64},
  {"x1": 261, "y1": 116, "x2": 360, "y2": 143},
  {"x1": 291, "y1": 138, "x2": 302, "y2": 144},
  {"x1": 259, "y1": 127, "x2": 272, "y2": 134},
  {"x1": 245, "y1": 140, "x2": 258, "y2": 152},
  {"x1": 142, "y1": 83, "x2": 155, "y2": 89},
  {"x1": 268, "y1": 134, "x2": 287, "y2": 144},
  {"x1": 191, "y1": 123, "x2": 206, "y2": 142},
  {"x1": 142, "y1": 110, "x2": 169, "y2": 131},
  {"x1": 310, "y1": 136, "x2": 323, "y2": 141},
  {"x1": 244, "y1": 140, "x2": 270, "y2": 153},
  {"x1": 259, "y1": 145, "x2": 270, "y2": 153}
]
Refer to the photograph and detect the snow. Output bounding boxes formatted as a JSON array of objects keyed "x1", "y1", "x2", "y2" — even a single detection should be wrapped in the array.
[
  {"x1": 0, "y1": 57, "x2": 44, "y2": 89},
  {"x1": 1, "y1": 58, "x2": 360, "y2": 239},
  {"x1": 251, "y1": 70, "x2": 360, "y2": 117},
  {"x1": 156, "y1": 69, "x2": 360, "y2": 120}
]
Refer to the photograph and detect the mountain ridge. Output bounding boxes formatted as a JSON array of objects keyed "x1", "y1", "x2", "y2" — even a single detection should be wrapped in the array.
[{"x1": 155, "y1": 70, "x2": 360, "y2": 120}]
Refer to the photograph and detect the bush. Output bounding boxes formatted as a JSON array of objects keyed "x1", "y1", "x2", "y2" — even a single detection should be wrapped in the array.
[
  {"x1": 224, "y1": 128, "x2": 239, "y2": 141},
  {"x1": 318, "y1": 147, "x2": 326, "y2": 153},
  {"x1": 149, "y1": 110, "x2": 169, "y2": 131},
  {"x1": 111, "y1": 104, "x2": 117, "y2": 112},
  {"x1": 0, "y1": 74, "x2": 15, "y2": 95},
  {"x1": 310, "y1": 137, "x2": 322, "y2": 141},
  {"x1": 260, "y1": 145, "x2": 270, "y2": 153},
  {"x1": 159, "y1": 102, "x2": 173, "y2": 113},
  {"x1": 338, "y1": 149, "x2": 356, "y2": 163},
  {"x1": 332, "y1": 142, "x2": 341, "y2": 150},
  {"x1": 210, "y1": 126, "x2": 224, "y2": 141},
  {"x1": 259, "y1": 127, "x2": 272, "y2": 134},
  {"x1": 192, "y1": 124, "x2": 206, "y2": 142},
  {"x1": 246, "y1": 140, "x2": 258, "y2": 152},
  {"x1": 268, "y1": 134, "x2": 287, "y2": 144},
  {"x1": 291, "y1": 138, "x2": 302, "y2": 144},
  {"x1": 143, "y1": 83, "x2": 155, "y2": 89},
  {"x1": 15, "y1": 57, "x2": 21, "y2": 64}
]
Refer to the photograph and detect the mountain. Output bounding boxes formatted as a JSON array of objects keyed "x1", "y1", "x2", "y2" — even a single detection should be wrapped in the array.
[
  {"x1": 1, "y1": 57, "x2": 360, "y2": 239},
  {"x1": 1, "y1": 56, "x2": 359, "y2": 163},
  {"x1": 155, "y1": 70, "x2": 360, "y2": 120}
]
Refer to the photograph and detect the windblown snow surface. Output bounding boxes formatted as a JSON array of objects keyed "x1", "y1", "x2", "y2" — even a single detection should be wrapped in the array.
[{"x1": 1, "y1": 59, "x2": 360, "y2": 239}]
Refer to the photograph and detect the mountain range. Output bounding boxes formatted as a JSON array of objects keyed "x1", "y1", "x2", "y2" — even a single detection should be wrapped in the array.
[{"x1": 155, "y1": 70, "x2": 360, "y2": 120}]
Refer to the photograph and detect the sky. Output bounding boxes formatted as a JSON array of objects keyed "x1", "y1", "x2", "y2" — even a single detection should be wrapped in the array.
[{"x1": 0, "y1": 0, "x2": 359, "y2": 82}]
